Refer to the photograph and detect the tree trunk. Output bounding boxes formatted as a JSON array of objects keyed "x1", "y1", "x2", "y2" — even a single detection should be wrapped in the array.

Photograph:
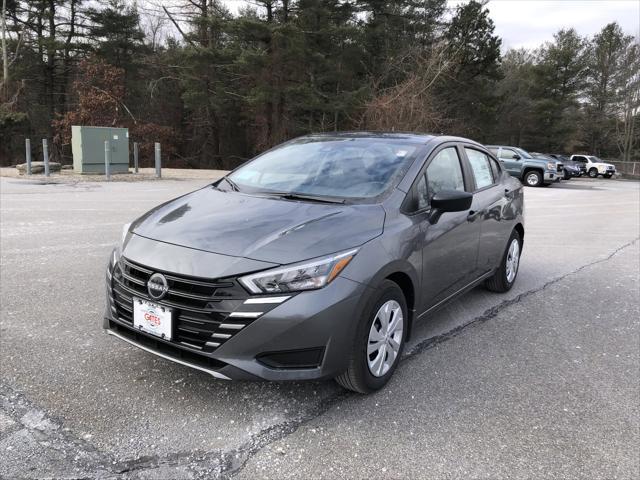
[
  {"x1": 1, "y1": 0, "x2": 8, "y2": 98},
  {"x1": 45, "y1": 0, "x2": 56, "y2": 122}
]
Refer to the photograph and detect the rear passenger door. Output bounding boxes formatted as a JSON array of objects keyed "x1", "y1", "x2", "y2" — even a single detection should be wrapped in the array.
[{"x1": 462, "y1": 147, "x2": 511, "y2": 274}]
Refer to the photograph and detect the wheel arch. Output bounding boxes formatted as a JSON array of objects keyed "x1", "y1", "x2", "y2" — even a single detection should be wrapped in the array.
[
  {"x1": 522, "y1": 167, "x2": 544, "y2": 178},
  {"x1": 384, "y1": 271, "x2": 416, "y2": 340},
  {"x1": 514, "y1": 223, "x2": 525, "y2": 246}
]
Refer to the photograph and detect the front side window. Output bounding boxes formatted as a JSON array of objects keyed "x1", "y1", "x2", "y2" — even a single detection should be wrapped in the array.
[
  {"x1": 515, "y1": 148, "x2": 533, "y2": 159},
  {"x1": 426, "y1": 147, "x2": 465, "y2": 198},
  {"x1": 500, "y1": 148, "x2": 518, "y2": 159},
  {"x1": 465, "y1": 148, "x2": 495, "y2": 189},
  {"x1": 228, "y1": 138, "x2": 418, "y2": 199}
]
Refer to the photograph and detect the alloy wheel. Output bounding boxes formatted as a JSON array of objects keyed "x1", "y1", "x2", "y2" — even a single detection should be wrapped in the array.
[
  {"x1": 526, "y1": 173, "x2": 539, "y2": 186},
  {"x1": 505, "y1": 238, "x2": 520, "y2": 283},
  {"x1": 367, "y1": 300, "x2": 403, "y2": 377}
]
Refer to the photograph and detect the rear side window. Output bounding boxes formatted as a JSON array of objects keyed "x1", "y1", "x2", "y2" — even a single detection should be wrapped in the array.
[
  {"x1": 426, "y1": 147, "x2": 465, "y2": 197},
  {"x1": 465, "y1": 148, "x2": 495, "y2": 189}
]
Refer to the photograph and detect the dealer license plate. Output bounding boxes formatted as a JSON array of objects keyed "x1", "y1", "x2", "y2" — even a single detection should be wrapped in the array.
[{"x1": 133, "y1": 298, "x2": 173, "y2": 340}]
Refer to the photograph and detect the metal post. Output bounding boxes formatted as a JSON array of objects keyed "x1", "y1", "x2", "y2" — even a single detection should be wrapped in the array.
[
  {"x1": 133, "y1": 142, "x2": 139, "y2": 174},
  {"x1": 25, "y1": 139, "x2": 32, "y2": 175},
  {"x1": 104, "y1": 140, "x2": 111, "y2": 181},
  {"x1": 42, "y1": 139, "x2": 50, "y2": 177},
  {"x1": 154, "y1": 142, "x2": 161, "y2": 178}
]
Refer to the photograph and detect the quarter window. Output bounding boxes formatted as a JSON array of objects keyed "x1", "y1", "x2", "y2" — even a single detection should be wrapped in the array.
[
  {"x1": 426, "y1": 147, "x2": 465, "y2": 198},
  {"x1": 416, "y1": 174, "x2": 428, "y2": 210},
  {"x1": 489, "y1": 157, "x2": 501, "y2": 179},
  {"x1": 465, "y1": 148, "x2": 495, "y2": 189}
]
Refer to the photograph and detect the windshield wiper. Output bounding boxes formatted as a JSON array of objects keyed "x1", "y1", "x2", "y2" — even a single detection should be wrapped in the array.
[
  {"x1": 219, "y1": 176, "x2": 240, "y2": 192},
  {"x1": 259, "y1": 191, "x2": 345, "y2": 204}
]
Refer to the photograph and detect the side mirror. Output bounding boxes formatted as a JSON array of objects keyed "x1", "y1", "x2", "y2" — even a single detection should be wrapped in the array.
[
  {"x1": 429, "y1": 190, "x2": 473, "y2": 224},
  {"x1": 512, "y1": 154, "x2": 521, "y2": 160}
]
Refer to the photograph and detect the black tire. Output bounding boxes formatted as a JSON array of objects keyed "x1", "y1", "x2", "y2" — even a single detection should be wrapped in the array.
[
  {"x1": 485, "y1": 229, "x2": 522, "y2": 293},
  {"x1": 604, "y1": 173, "x2": 612, "y2": 178},
  {"x1": 523, "y1": 170, "x2": 543, "y2": 187},
  {"x1": 588, "y1": 168, "x2": 598, "y2": 178},
  {"x1": 335, "y1": 280, "x2": 408, "y2": 394},
  {"x1": 563, "y1": 171, "x2": 571, "y2": 180}
]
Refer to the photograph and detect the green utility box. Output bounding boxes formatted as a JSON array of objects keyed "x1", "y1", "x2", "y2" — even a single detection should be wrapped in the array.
[{"x1": 71, "y1": 126, "x2": 130, "y2": 174}]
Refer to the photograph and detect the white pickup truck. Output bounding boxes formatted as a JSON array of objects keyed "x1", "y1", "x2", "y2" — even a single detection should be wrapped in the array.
[{"x1": 570, "y1": 155, "x2": 616, "y2": 178}]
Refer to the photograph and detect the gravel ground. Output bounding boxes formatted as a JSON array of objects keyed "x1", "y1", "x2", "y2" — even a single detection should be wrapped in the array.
[
  {"x1": 0, "y1": 176, "x2": 638, "y2": 479},
  {"x1": 0, "y1": 167, "x2": 229, "y2": 182}
]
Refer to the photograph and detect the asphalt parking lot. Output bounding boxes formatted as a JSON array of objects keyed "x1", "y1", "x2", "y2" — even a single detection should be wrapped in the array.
[{"x1": 1, "y1": 175, "x2": 639, "y2": 479}]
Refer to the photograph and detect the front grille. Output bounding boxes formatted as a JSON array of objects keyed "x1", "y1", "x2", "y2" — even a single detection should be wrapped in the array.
[{"x1": 109, "y1": 257, "x2": 272, "y2": 354}]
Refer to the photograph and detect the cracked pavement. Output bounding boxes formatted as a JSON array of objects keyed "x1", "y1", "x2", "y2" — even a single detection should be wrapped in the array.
[{"x1": 1, "y1": 176, "x2": 639, "y2": 479}]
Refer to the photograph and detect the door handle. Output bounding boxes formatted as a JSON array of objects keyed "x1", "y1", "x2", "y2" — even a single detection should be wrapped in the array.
[{"x1": 467, "y1": 210, "x2": 481, "y2": 221}]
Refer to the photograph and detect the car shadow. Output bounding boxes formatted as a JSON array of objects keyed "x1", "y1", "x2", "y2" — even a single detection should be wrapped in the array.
[{"x1": 551, "y1": 181, "x2": 601, "y2": 190}]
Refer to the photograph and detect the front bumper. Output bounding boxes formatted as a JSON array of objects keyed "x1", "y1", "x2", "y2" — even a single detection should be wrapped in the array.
[
  {"x1": 543, "y1": 171, "x2": 557, "y2": 183},
  {"x1": 104, "y1": 255, "x2": 369, "y2": 381}
]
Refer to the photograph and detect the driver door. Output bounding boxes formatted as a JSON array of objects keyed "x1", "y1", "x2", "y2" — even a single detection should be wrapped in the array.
[
  {"x1": 498, "y1": 148, "x2": 523, "y2": 177},
  {"x1": 417, "y1": 145, "x2": 481, "y2": 312}
]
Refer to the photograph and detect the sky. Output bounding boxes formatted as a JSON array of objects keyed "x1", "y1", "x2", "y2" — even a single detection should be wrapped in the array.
[{"x1": 482, "y1": 0, "x2": 640, "y2": 50}]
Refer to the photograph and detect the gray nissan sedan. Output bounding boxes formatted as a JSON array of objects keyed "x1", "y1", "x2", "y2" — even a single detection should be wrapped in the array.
[{"x1": 105, "y1": 133, "x2": 524, "y2": 393}]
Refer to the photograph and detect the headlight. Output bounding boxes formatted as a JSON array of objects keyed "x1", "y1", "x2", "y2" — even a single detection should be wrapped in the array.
[
  {"x1": 121, "y1": 222, "x2": 132, "y2": 246},
  {"x1": 547, "y1": 162, "x2": 556, "y2": 170},
  {"x1": 112, "y1": 222, "x2": 132, "y2": 266},
  {"x1": 239, "y1": 249, "x2": 358, "y2": 294}
]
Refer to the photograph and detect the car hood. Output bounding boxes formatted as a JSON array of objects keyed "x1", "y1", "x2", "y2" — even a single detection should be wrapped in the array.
[{"x1": 131, "y1": 186, "x2": 386, "y2": 265}]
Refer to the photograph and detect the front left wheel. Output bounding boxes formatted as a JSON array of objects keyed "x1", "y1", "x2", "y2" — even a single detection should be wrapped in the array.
[
  {"x1": 524, "y1": 170, "x2": 543, "y2": 187},
  {"x1": 335, "y1": 280, "x2": 407, "y2": 394}
]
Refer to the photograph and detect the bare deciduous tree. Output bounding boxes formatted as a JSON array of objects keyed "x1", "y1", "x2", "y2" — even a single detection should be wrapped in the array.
[
  {"x1": 616, "y1": 40, "x2": 640, "y2": 161},
  {"x1": 361, "y1": 44, "x2": 454, "y2": 133}
]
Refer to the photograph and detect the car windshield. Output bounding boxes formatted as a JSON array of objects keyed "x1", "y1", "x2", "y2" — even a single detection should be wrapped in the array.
[
  {"x1": 588, "y1": 156, "x2": 603, "y2": 162},
  {"x1": 227, "y1": 138, "x2": 419, "y2": 199}
]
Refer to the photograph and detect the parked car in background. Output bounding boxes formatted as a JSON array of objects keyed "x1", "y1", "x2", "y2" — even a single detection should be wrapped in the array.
[
  {"x1": 549, "y1": 154, "x2": 585, "y2": 178},
  {"x1": 570, "y1": 155, "x2": 616, "y2": 178},
  {"x1": 486, "y1": 145, "x2": 562, "y2": 187},
  {"x1": 530, "y1": 152, "x2": 567, "y2": 180},
  {"x1": 105, "y1": 132, "x2": 525, "y2": 394}
]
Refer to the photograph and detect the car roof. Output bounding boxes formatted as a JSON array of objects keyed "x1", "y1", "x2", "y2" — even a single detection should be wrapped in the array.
[{"x1": 301, "y1": 131, "x2": 486, "y2": 147}]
